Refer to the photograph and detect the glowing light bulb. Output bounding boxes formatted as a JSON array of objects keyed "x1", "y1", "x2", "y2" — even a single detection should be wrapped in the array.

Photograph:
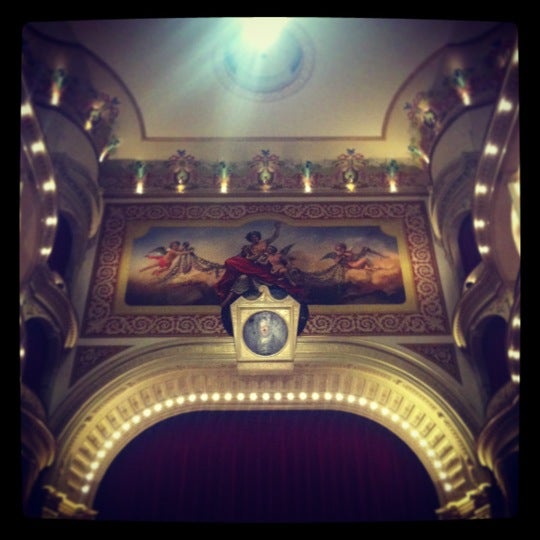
[
  {"x1": 498, "y1": 98, "x2": 513, "y2": 112},
  {"x1": 485, "y1": 143, "x2": 499, "y2": 156},
  {"x1": 21, "y1": 102, "x2": 33, "y2": 117},
  {"x1": 31, "y1": 141, "x2": 45, "y2": 154}
]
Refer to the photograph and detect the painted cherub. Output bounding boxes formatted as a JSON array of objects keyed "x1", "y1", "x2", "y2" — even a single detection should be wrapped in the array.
[
  {"x1": 261, "y1": 244, "x2": 297, "y2": 285},
  {"x1": 323, "y1": 242, "x2": 387, "y2": 270},
  {"x1": 139, "y1": 241, "x2": 188, "y2": 276}
]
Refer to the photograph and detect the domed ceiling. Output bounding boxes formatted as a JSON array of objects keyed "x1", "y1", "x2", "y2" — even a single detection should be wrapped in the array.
[{"x1": 27, "y1": 17, "x2": 500, "y2": 165}]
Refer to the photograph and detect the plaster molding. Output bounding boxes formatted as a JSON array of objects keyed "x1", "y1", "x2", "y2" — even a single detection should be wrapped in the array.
[
  {"x1": 52, "y1": 152, "x2": 104, "y2": 240},
  {"x1": 21, "y1": 264, "x2": 79, "y2": 350},
  {"x1": 452, "y1": 262, "x2": 510, "y2": 349},
  {"x1": 429, "y1": 152, "x2": 478, "y2": 248},
  {"x1": 45, "y1": 339, "x2": 491, "y2": 518}
]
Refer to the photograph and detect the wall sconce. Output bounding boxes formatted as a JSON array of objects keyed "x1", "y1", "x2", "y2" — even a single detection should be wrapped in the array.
[
  {"x1": 85, "y1": 108, "x2": 100, "y2": 131},
  {"x1": 408, "y1": 143, "x2": 429, "y2": 165},
  {"x1": 333, "y1": 148, "x2": 366, "y2": 189},
  {"x1": 219, "y1": 161, "x2": 230, "y2": 193},
  {"x1": 386, "y1": 159, "x2": 399, "y2": 192},
  {"x1": 175, "y1": 169, "x2": 190, "y2": 185},
  {"x1": 99, "y1": 135, "x2": 120, "y2": 162},
  {"x1": 404, "y1": 93, "x2": 439, "y2": 130},
  {"x1": 51, "y1": 68, "x2": 67, "y2": 106},
  {"x1": 303, "y1": 161, "x2": 312, "y2": 193},
  {"x1": 451, "y1": 68, "x2": 471, "y2": 106},
  {"x1": 85, "y1": 94, "x2": 121, "y2": 131},
  {"x1": 133, "y1": 161, "x2": 146, "y2": 195},
  {"x1": 167, "y1": 150, "x2": 198, "y2": 192},
  {"x1": 249, "y1": 149, "x2": 280, "y2": 190}
]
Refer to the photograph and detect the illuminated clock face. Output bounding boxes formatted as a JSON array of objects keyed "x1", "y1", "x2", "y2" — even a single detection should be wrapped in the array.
[{"x1": 242, "y1": 311, "x2": 288, "y2": 356}]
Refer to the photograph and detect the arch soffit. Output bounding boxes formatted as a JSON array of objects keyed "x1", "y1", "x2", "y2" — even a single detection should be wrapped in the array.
[{"x1": 48, "y1": 339, "x2": 491, "y2": 512}]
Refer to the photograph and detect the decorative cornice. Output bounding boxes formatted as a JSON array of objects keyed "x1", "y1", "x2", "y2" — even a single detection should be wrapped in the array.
[
  {"x1": 52, "y1": 152, "x2": 104, "y2": 240},
  {"x1": 452, "y1": 262, "x2": 508, "y2": 349},
  {"x1": 436, "y1": 483, "x2": 493, "y2": 519},
  {"x1": 21, "y1": 385, "x2": 56, "y2": 471},
  {"x1": 21, "y1": 383, "x2": 48, "y2": 423},
  {"x1": 471, "y1": 35, "x2": 519, "y2": 274},
  {"x1": 70, "y1": 345, "x2": 133, "y2": 386},
  {"x1": 477, "y1": 382, "x2": 519, "y2": 474},
  {"x1": 506, "y1": 273, "x2": 520, "y2": 384},
  {"x1": 21, "y1": 264, "x2": 79, "y2": 349},
  {"x1": 41, "y1": 486, "x2": 97, "y2": 519},
  {"x1": 98, "y1": 154, "x2": 430, "y2": 198},
  {"x1": 400, "y1": 343, "x2": 461, "y2": 383},
  {"x1": 429, "y1": 151, "x2": 478, "y2": 246},
  {"x1": 21, "y1": 76, "x2": 59, "y2": 286},
  {"x1": 22, "y1": 25, "x2": 119, "y2": 161},
  {"x1": 405, "y1": 24, "x2": 516, "y2": 165},
  {"x1": 45, "y1": 339, "x2": 489, "y2": 518}
]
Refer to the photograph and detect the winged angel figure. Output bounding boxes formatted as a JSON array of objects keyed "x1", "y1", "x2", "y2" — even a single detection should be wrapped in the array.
[
  {"x1": 312, "y1": 242, "x2": 388, "y2": 283},
  {"x1": 257, "y1": 243, "x2": 298, "y2": 286},
  {"x1": 139, "y1": 241, "x2": 223, "y2": 283},
  {"x1": 215, "y1": 222, "x2": 304, "y2": 307}
]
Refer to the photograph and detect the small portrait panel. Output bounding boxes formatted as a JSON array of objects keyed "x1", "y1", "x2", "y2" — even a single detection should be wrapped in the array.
[{"x1": 243, "y1": 311, "x2": 288, "y2": 356}]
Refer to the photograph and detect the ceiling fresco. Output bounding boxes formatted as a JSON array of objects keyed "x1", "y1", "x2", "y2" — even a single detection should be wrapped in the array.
[{"x1": 82, "y1": 200, "x2": 449, "y2": 338}]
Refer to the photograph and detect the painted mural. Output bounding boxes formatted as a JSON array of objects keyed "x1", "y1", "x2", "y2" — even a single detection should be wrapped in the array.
[
  {"x1": 83, "y1": 201, "x2": 449, "y2": 337},
  {"x1": 124, "y1": 220, "x2": 405, "y2": 308}
]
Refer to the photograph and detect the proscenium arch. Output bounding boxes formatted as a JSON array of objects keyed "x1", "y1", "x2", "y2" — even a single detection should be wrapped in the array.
[{"x1": 45, "y1": 339, "x2": 491, "y2": 517}]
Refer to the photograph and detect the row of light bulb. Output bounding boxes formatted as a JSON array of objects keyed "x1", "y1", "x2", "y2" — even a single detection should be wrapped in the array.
[
  {"x1": 471, "y1": 45, "x2": 520, "y2": 386},
  {"x1": 79, "y1": 390, "x2": 458, "y2": 496},
  {"x1": 21, "y1": 100, "x2": 58, "y2": 261},
  {"x1": 472, "y1": 46, "x2": 519, "y2": 258}
]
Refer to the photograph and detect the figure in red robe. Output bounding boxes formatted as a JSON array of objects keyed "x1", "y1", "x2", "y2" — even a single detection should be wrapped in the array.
[{"x1": 214, "y1": 221, "x2": 302, "y2": 307}]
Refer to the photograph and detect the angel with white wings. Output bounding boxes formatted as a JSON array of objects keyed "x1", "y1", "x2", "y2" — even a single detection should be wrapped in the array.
[{"x1": 139, "y1": 240, "x2": 222, "y2": 282}]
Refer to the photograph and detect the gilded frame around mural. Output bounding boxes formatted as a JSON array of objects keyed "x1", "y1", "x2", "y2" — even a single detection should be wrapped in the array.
[
  {"x1": 230, "y1": 285, "x2": 300, "y2": 364},
  {"x1": 82, "y1": 201, "x2": 450, "y2": 338}
]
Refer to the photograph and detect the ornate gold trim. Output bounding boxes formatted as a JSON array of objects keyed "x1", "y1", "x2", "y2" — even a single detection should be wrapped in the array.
[{"x1": 231, "y1": 285, "x2": 300, "y2": 364}]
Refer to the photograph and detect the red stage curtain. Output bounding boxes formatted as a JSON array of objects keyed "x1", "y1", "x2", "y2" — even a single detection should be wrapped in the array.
[{"x1": 94, "y1": 410, "x2": 439, "y2": 523}]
